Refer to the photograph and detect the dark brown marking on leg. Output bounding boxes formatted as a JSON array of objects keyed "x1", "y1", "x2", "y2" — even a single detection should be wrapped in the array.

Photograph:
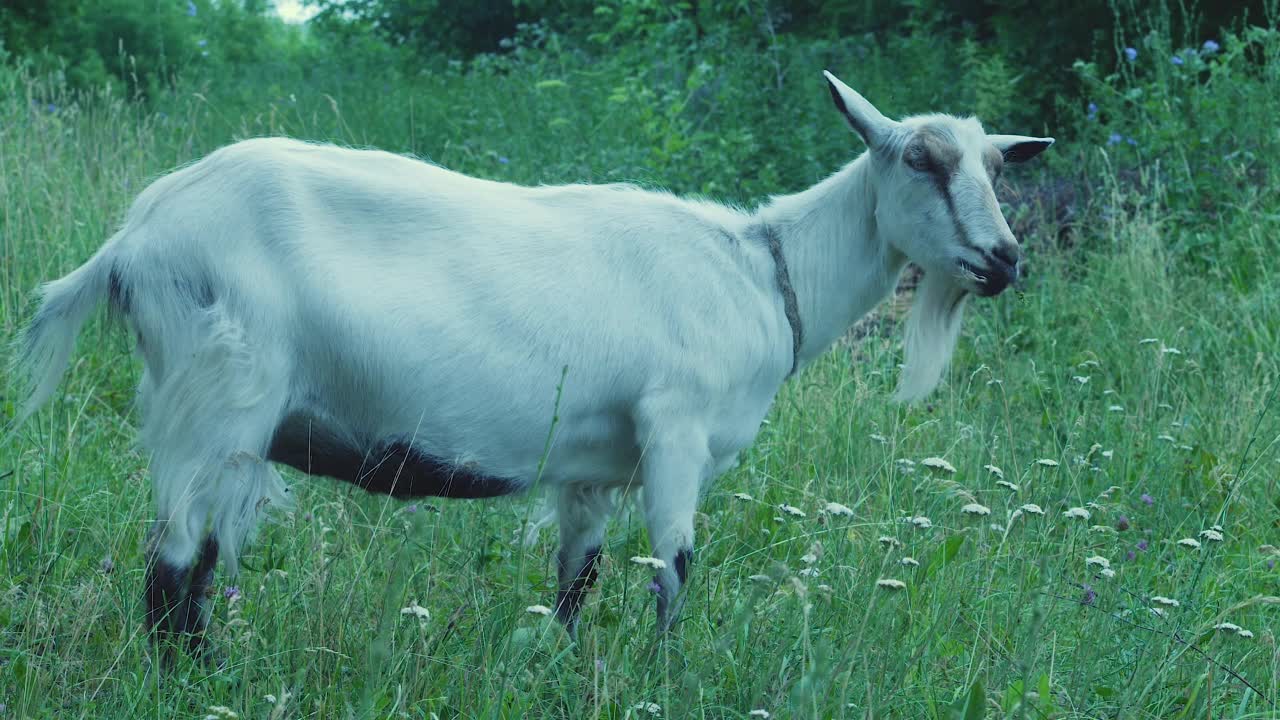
[{"x1": 554, "y1": 545, "x2": 602, "y2": 630}]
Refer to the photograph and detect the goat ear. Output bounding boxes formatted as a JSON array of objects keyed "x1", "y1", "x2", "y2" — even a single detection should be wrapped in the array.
[
  {"x1": 989, "y1": 135, "x2": 1055, "y2": 163},
  {"x1": 823, "y1": 70, "x2": 896, "y2": 149}
]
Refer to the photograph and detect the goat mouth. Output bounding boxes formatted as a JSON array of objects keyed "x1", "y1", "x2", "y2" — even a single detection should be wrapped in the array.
[{"x1": 957, "y1": 260, "x2": 1010, "y2": 297}]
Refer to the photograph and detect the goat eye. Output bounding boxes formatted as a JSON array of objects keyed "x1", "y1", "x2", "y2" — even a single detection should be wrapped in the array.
[{"x1": 904, "y1": 151, "x2": 932, "y2": 173}]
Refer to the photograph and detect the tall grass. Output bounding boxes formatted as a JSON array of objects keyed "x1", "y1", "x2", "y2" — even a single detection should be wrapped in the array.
[{"x1": 1, "y1": 14, "x2": 1278, "y2": 720}]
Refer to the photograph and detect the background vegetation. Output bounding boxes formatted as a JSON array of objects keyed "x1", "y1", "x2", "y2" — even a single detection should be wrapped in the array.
[{"x1": 1, "y1": 0, "x2": 1278, "y2": 718}]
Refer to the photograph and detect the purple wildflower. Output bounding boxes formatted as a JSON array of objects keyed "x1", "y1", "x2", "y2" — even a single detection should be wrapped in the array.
[
  {"x1": 1140, "y1": 493, "x2": 1154, "y2": 506},
  {"x1": 304, "y1": 512, "x2": 313, "y2": 521},
  {"x1": 187, "y1": 1, "x2": 197, "y2": 16},
  {"x1": 100, "y1": 556, "x2": 115, "y2": 574},
  {"x1": 1116, "y1": 515, "x2": 1130, "y2": 531},
  {"x1": 1268, "y1": 559, "x2": 1276, "y2": 570},
  {"x1": 1172, "y1": 54, "x2": 1184, "y2": 66},
  {"x1": 405, "y1": 504, "x2": 418, "y2": 514},
  {"x1": 224, "y1": 585, "x2": 241, "y2": 601},
  {"x1": 1137, "y1": 540, "x2": 1149, "y2": 551},
  {"x1": 1081, "y1": 583, "x2": 1097, "y2": 606},
  {"x1": 1125, "y1": 550, "x2": 1136, "y2": 562},
  {"x1": 1124, "y1": 47, "x2": 1138, "y2": 61},
  {"x1": 1202, "y1": 40, "x2": 1219, "y2": 53},
  {"x1": 595, "y1": 658, "x2": 606, "y2": 672},
  {"x1": 646, "y1": 580, "x2": 662, "y2": 594}
]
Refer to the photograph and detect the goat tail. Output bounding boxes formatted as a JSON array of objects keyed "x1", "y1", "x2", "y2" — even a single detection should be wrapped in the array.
[{"x1": 10, "y1": 237, "x2": 121, "y2": 426}]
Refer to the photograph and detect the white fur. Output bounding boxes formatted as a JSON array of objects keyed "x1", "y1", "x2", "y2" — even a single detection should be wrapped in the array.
[{"x1": 13, "y1": 73, "x2": 1050, "y2": 628}]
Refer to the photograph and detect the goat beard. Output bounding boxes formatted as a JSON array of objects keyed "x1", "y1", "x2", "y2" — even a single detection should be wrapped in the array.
[{"x1": 894, "y1": 271, "x2": 969, "y2": 402}]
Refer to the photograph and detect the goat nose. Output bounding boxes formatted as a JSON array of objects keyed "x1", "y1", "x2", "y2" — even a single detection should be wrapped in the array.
[{"x1": 991, "y1": 242, "x2": 1020, "y2": 271}]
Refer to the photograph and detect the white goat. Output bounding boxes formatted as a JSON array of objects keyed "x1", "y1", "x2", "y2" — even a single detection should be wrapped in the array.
[{"x1": 13, "y1": 72, "x2": 1051, "y2": 648}]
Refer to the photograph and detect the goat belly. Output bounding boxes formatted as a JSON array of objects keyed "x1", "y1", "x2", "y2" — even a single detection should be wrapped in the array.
[{"x1": 267, "y1": 422, "x2": 517, "y2": 499}]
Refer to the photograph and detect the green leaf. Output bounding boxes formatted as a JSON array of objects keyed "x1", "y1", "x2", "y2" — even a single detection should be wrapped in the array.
[
  {"x1": 928, "y1": 534, "x2": 967, "y2": 575},
  {"x1": 948, "y1": 679, "x2": 985, "y2": 720}
]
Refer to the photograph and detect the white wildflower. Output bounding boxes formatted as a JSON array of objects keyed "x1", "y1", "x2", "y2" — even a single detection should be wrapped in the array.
[
  {"x1": 921, "y1": 457, "x2": 957, "y2": 473},
  {"x1": 875, "y1": 578, "x2": 906, "y2": 590},
  {"x1": 961, "y1": 503, "x2": 991, "y2": 516},
  {"x1": 1085, "y1": 555, "x2": 1110, "y2": 570},
  {"x1": 778, "y1": 504, "x2": 807, "y2": 518},
  {"x1": 1149, "y1": 607, "x2": 1168, "y2": 618},
  {"x1": 797, "y1": 567, "x2": 820, "y2": 578},
  {"x1": 1199, "y1": 528, "x2": 1224, "y2": 542},
  {"x1": 900, "y1": 557, "x2": 920, "y2": 567},
  {"x1": 1100, "y1": 567, "x2": 1116, "y2": 578},
  {"x1": 264, "y1": 695, "x2": 276, "y2": 705},
  {"x1": 996, "y1": 480, "x2": 1019, "y2": 492},
  {"x1": 823, "y1": 501, "x2": 854, "y2": 517},
  {"x1": 800, "y1": 552, "x2": 818, "y2": 565},
  {"x1": 910, "y1": 515, "x2": 933, "y2": 529},
  {"x1": 748, "y1": 574, "x2": 773, "y2": 584},
  {"x1": 630, "y1": 556, "x2": 667, "y2": 569},
  {"x1": 1073, "y1": 375, "x2": 1090, "y2": 385},
  {"x1": 632, "y1": 702, "x2": 662, "y2": 716},
  {"x1": 525, "y1": 605, "x2": 553, "y2": 616},
  {"x1": 1019, "y1": 503, "x2": 1044, "y2": 515},
  {"x1": 1035, "y1": 458, "x2": 1060, "y2": 467},
  {"x1": 1063, "y1": 507, "x2": 1091, "y2": 520},
  {"x1": 1139, "y1": 338, "x2": 1160, "y2": 345},
  {"x1": 206, "y1": 708, "x2": 238, "y2": 720},
  {"x1": 984, "y1": 464, "x2": 1004, "y2": 478},
  {"x1": 1157, "y1": 434, "x2": 1175, "y2": 443},
  {"x1": 733, "y1": 492, "x2": 754, "y2": 501},
  {"x1": 1237, "y1": 629, "x2": 1255, "y2": 639},
  {"x1": 1213, "y1": 622, "x2": 1242, "y2": 633},
  {"x1": 989, "y1": 523, "x2": 1005, "y2": 533},
  {"x1": 878, "y1": 536, "x2": 901, "y2": 549},
  {"x1": 1102, "y1": 450, "x2": 1114, "y2": 459},
  {"x1": 400, "y1": 600, "x2": 430, "y2": 620},
  {"x1": 1177, "y1": 538, "x2": 1202, "y2": 549},
  {"x1": 749, "y1": 710, "x2": 771, "y2": 719},
  {"x1": 1108, "y1": 405, "x2": 1124, "y2": 413},
  {"x1": 1161, "y1": 346, "x2": 1182, "y2": 355},
  {"x1": 868, "y1": 433, "x2": 887, "y2": 444},
  {"x1": 1150, "y1": 596, "x2": 1180, "y2": 607}
]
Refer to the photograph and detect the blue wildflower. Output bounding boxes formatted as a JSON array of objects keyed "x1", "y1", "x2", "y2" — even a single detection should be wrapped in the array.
[
  {"x1": 498, "y1": 156, "x2": 510, "y2": 165},
  {"x1": 1124, "y1": 47, "x2": 1138, "y2": 61},
  {"x1": 1202, "y1": 40, "x2": 1219, "y2": 53},
  {"x1": 1107, "y1": 132, "x2": 1124, "y2": 146},
  {"x1": 1087, "y1": 102, "x2": 1098, "y2": 120},
  {"x1": 1081, "y1": 583, "x2": 1097, "y2": 606},
  {"x1": 1126, "y1": 137, "x2": 1137, "y2": 147},
  {"x1": 46, "y1": 102, "x2": 57, "y2": 113},
  {"x1": 187, "y1": 1, "x2": 197, "y2": 16},
  {"x1": 197, "y1": 38, "x2": 207, "y2": 47},
  {"x1": 1172, "y1": 54, "x2": 1184, "y2": 66}
]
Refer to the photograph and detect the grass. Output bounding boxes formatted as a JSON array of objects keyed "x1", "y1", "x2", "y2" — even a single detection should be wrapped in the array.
[{"x1": 2, "y1": 22, "x2": 1279, "y2": 720}]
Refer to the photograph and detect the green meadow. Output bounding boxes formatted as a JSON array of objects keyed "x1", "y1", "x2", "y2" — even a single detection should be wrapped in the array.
[{"x1": 1, "y1": 2, "x2": 1278, "y2": 717}]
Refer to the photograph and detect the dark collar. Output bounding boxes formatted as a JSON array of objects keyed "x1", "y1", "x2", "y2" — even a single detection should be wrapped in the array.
[{"x1": 759, "y1": 223, "x2": 803, "y2": 376}]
